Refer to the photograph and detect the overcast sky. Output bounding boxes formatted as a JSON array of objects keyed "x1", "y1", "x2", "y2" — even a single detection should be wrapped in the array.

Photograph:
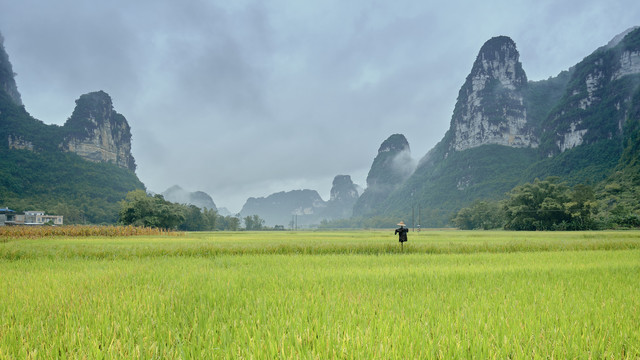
[{"x1": 1, "y1": 0, "x2": 639, "y2": 212}]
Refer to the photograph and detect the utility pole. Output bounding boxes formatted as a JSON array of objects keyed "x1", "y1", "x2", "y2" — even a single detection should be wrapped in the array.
[
  {"x1": 412, "y1": 206, "x2": 415, "y2": 232},
  {"x1": 411, "y1": 189, "x2": 416, "y2": 232}
]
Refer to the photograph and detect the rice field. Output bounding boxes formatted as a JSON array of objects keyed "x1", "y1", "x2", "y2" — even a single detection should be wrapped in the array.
[
  {"x1": 1, "y1": 230, "x2": 639, "y2": 358},
  {"x1": 0, "y1": 225, "x2": 181, "y2": 241}
]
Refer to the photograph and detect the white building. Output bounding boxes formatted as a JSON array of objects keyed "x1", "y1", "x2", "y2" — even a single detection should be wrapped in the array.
[
  {"x1": 23, "y1": 211, "x2": 64, "y2": 225},
  {"x1": 0, "y1": 208, "x2": 63, "y2": 226}
]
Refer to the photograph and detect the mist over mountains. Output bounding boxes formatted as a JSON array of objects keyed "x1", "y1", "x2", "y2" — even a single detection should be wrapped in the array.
[
  {"x1": 1, "y1": 26, "x2": 640, "y2": 227},
  {"x1": 354, "y1": 26, "x2": 640, "y2": 226},
  {"x1": 161, "y1": 185, "x2": 217, "y2": 212},
  {"x1": 228, "y1": 26, "x2": 640, "y2": 228},
  {"x1": 239, "y1": 175, "x2": 360, "y2": 227}
]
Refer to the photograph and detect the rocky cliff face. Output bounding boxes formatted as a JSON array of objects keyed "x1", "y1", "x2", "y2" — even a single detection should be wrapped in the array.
[
  {"x1": 541, "y1": 27, "x2": 640, "y2": 155},
  {"x1": 0, "y1": 32, "x2": 145, "y2": 224},
  {"x1": 353, "y1": 134, "x2": 414, "y2": 216},
  {"x1": 371, "y1": 28, "x2": 640, "y2": 226},
  {"x1": 0, "y1": 33, "x2": 23, "y2": 106},
  {"x1": 1, "y1": 34, "x2": 135, "y2": 170},
  {"x1": 62, "y1": 91, "x2": 136, "y2": 171},
  {"x1": 449, "y1": 36, "x2": 535, "y2": 154},
  {"x1": 445, "y1": 28, "x2": 640, "y2": 157},
  {"x1": 329, "y1": 175, "x2": 359, "y2": 202},
  {"x1": 325, "y1": 175, "x2": 359, "y2": 218},
  {"x1": 366, "y1": 134, "x2": 413, "y2": 188}
]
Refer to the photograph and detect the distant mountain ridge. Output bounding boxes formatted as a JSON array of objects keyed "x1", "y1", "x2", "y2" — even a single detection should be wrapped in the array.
[
  {"x1": 162, "y1": 185, "x2": 217, "y2": 211},
  {"x1": 240, "y1": 175, "x2": 360, "y2": 227}
]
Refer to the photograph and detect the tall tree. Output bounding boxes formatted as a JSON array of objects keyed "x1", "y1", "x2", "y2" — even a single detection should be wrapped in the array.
[
  {"x1": 503, "y1": 177, "x2": 571, "y2": 230},
  {"x1": 118, "y1": 190, "x2": 185, "y2": 229},
  {"x1": 451, "y1": 200, "x2": 504, "y2": 230},
  {"x1": 244, "y1": 214, "x2": 265, "y2": 230}
]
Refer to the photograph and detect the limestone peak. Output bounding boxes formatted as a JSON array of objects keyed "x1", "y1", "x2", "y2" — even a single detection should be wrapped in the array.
[
  {"x1": 62, "y1": 91, "x2": 136, "y2": 171},
  {"x1": 329, "y1": 175, "x2": 359, "y2": 203},
  {"x1": 448, "y1": 35, "x2": 535, "y2": 153},
  {"x1": 0, "y1": 32, "x2": 23, "y2": 106},
  {"x1": 377, "y1": 133, "x2": 410, "y2": 154}
]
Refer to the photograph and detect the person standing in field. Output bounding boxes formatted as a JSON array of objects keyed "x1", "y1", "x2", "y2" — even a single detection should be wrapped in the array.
[{"x1": 395, "y1": 221, "x2": 408, "y2": 245}]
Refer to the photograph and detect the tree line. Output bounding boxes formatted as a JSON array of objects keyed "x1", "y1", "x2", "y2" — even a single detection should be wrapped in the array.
[
  {"x1": 117, "y1": 190, "x2": 269, "y2": 231},
  {"x1": 451, "y1": 177, "x2": 639, "y2": 230},
  {"x1": 111, "y1": 179, "x2": 640, "y2": 231}
]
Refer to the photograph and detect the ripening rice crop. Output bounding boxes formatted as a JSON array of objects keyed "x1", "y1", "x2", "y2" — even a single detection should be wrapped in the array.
[
  {"x1": 0, "y1": 230, "x2": 639, "y2": 358},
  {"x1": 0, "y1": 224, "x2": 182, "y2": 242}
]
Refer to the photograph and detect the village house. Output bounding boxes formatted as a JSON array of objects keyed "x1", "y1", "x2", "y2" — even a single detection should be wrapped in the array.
[{"x1": 0, "y1": 208, "x2": 63, "y2": 226}]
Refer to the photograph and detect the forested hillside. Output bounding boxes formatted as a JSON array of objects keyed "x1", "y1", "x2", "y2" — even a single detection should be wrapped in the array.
[
  {"x1": 0, "y1": 90, "x2": 145, "y2": 223},
  {"x1": 353, "y1": 28, "x2": 640, "y2": 227},
  {"x1": 0, "y1": 41, "x2": 145, "y2": 224}
]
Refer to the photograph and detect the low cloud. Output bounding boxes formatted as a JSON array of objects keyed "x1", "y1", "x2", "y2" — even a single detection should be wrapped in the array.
[{"x1": 391, "y1": 149, "x2": 417, "y2": 180}]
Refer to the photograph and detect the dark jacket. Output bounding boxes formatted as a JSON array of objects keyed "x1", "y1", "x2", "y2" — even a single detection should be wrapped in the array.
[{"x1": 395, "y1": 226, "x2": 408, "y2": 243}]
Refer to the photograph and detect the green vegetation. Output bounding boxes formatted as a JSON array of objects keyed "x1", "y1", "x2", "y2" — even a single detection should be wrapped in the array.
[
  {"x1": 597, "y1": 89, "x2": 640, "y2": 223},
  {"x1": 2, "y1": 229, "x2": 640, "y2": 258},
  {"x1": 118, "y1": 190, "x2": 190, "y2": 230},
  {"x1": 364, "y1": 135, "x2": 410, "y2": 186},
  {"x1": 353, "y1": 134, "x2": 412, "y2": 217},
  {"x1": 118, "y1": 189, "x2": 262, "y2": 231},
  {"x1": 0, "y1": 92, "x2": 64, "y2": 151},
  {"x1": 3, "y1": 29, "x2": 640, "y2": 231},
  {"x1": 451, "y1": 200, "x2": 504, "y2": 230},
  {"x1": 369, "y1": 29, "x2": 640, "y2": 228},
  {"x1": 0, "y1": 89, "x2": 145, "y2": 224},
  {"x1": 451, "y1": 177, "x2": 638, "y2": 230},
  {"x1": 538, "y1": 28, "x2": 640, "y2": 156},
  {"x1": 502, "y1": 178, "x2": 598, "y2": 230},
  {"x1": 0, "y1": 149, "x2": 144, "y2": 223},
  {"x1": 367, "y1": 145, "x2": 540, "y2": 227},
  {"x1": 523, "y1": 70, "x2": 572, "y2": 128},
  {"x1": 523, "y1": 140, "x2": 622, "y2": 185},
  {"x1": 244, "y1": 214, "x2": 265, "y2": 230},
  {"x1": 447, "y1": 94, "x2": 640, "y2": 231},
  {"x1": 1, "y1": 231, "x2": 639, "y2": 358}
]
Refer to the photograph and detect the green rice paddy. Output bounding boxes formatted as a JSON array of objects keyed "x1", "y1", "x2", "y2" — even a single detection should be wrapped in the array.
[{"x1": 1, "y1": 230, "x2": 639, "y2": 358}]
